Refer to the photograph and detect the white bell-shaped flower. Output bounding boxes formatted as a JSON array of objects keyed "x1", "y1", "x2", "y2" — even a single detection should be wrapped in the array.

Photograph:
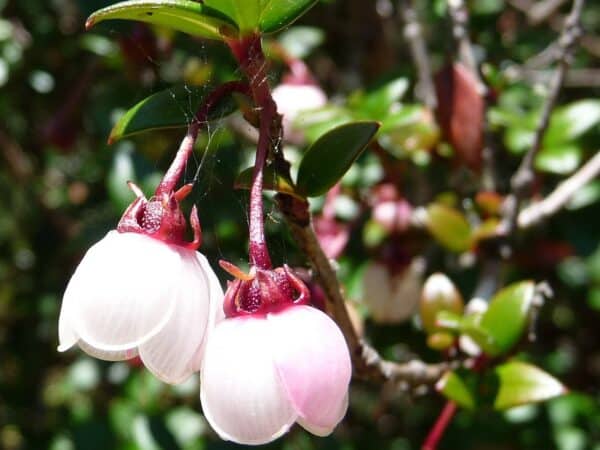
[
  {"x1": 58, "y1": 230, "x2": 224, "y2": 384},
  {"x1": 200, "y1": 305, "x2": 351, "y2": 445}
]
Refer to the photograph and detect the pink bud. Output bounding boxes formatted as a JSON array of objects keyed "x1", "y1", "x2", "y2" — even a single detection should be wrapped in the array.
[
  {"x1": 372, "y1": 199, "x2": 413, "y2": 234},
  {"x1": 370, "y1": 183, "x2": 413, "y2": 234},
  {"x1": 313, "y1": 216, "x2": 350, "y2": 260},
  {"x1": 58, "y1": 231, "x2": 224, "y2": 384},
  {"x1": 272, "y1": 83, "x2": 327, "y2": 144},
  {"x1": 200, "y1": 304, "x2": 351, "y2": 444}
]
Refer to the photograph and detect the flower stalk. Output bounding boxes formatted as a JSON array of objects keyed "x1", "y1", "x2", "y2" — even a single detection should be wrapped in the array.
[
  {"x1": 422, "y1": 401, "x2": 458, "y2": 450},
  {"x1": 155, "y1": 80, "x2": 250, "y2": 197},
  {"x1": 226, "y1": 34, "x2": 280, "y2": 270}
]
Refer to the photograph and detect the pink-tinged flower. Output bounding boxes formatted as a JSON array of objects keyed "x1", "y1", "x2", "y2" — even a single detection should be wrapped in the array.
[
  {"x1": 200, "y1": 263, "x2": 351, "y2": 445},
  {"x1": 370, "y1": 183, "x2": 413, "y2": 234},
  {"x1": 362, "y1": 259, "x2": 424, "y2": 324},
  {"x1": 58, "y1": 181, "x2": 224, "y2": 384},
  {"x1": 272, "y1": 82, "x2": 327, "y2": 144}
]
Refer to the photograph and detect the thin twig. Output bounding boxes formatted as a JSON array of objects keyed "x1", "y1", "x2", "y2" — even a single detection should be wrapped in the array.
[
  {"x1": 446, "y1": 0, "x2": 485, "y2": 95},
  {"x1": 518, "y1": 151, "x2": 600, "y2": 228},
  {"x1": 529, "y1": 0, "x2": 570, "y2": 25},
  {"x1": 505, "y1": 66, "x2": 600, "y2": 88},
  {"x1": 398, "y1": 0, "x2": 437, "y2": 109},
  {"x1": 501, "y1": 0, "x2": 585, "y2": 238}
]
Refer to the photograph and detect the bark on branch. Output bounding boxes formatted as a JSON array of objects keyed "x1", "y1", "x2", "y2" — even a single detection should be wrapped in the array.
[
  {"x1": 501, "y1": 0, "x2": 585, "y2": 238},
  {"x1": 518, "y1": 151, "x2": 600, "y2": 228}
]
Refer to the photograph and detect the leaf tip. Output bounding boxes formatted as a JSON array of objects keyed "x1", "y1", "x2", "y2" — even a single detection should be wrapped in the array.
[{"x1": 85, "y1": 16, "x2": 96, "y2": 30}]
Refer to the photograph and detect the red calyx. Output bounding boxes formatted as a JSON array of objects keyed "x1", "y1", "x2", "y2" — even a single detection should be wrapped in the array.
[
  {"x1": 219, "y1": 261, "x2": 310, "y2": 317},
  {"x1": 116, "y1": 182, "x2": 201, "y2": 250}
]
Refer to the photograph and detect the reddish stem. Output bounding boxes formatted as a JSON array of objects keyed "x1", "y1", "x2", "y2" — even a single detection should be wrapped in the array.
[
  {"x1": 422, "y1": 401, "x2": 458, "y2": 450},
  {"x1": 227, "y1": 34, "x2": 278, "y2": 269},
  {"x1": 155, "y1": 81, "x2": 250, "y2": 197}
]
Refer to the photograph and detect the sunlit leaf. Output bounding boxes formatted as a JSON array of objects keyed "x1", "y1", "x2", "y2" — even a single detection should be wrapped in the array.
[
  {"x1": 423, "y1": 204, "x2": 472, "y2": 252},
  {"x1": 234, "y1": 165, "x2": 302, "y2": 199},
  {"x1": 203, "y1": 0, "x2": 260, "y2": 32},
  {"x1": 535, "y1": 145, "x2": 582, "y2": 175},
  {"x1": 109, "y1": 85, "x2": 237, "y2": 142},
  {"x1": 545, "y1": 100, "x2": 600, "y2": 144},
  {"x1": 436, "y1": 371, "x2": 476, "y2": 410},
  {"x1": 260, "y1": 0, "x2": 319, "y2": 33},
  {"x1": 296, "y1": 121, "x2": 379, "y2": 197},
  {"x1": 495, "y1": 361, "x2": 567, "y2": 410},
  {"x1": 86, "y1": 0, "x2": 237, "y2": 40},
  {"x1": 277, "y1": 26, "x2": 324, "y2": 58},
  {"x1": 479, "y1": 281, "x2": 536, "y2": 356},
  {"x1": 353, "y1": 78, "x2": 408, "y2": 120}
]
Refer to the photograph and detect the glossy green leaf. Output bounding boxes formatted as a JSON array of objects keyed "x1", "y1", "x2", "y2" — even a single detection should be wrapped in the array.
[
  {"x1": 86, "y1": 0, "x2": 237, "y2": 40},
  {"x1": 423, "y1": 204, "x2": 472, "y2": 252},
  {"x1": 535, "y1": 145, "x2": 582, "y2": 175},
  {"x1": 495, "y1": 361, "x2": 567, "y2": 410},
  {"x1": 203, "y1": 0, "x2": 318, "y2": 33},
  {"x1": 234, "y1": 165, "x2": 301, "y2": 198},
  {"x1": 479, "y1": 281, "x2": 536, "y2": 356},
  {"x1": 277, "y1": 26, "x2": 324, "y2": 58},
  {"x1": 436, "y1": 371, "x2": 476, "y2": 410},
  {"x1": 260, "y1": 0, "x2": 319, "y2": 33},
  {"x1": 544, "y1": 100, "x2": 600, "y2": 144},
  {"x1": 109, "y1": 85, "x2": 237, "y2": 142},
  {"x1": 203, "y1": 0, "x2": 260, "y2": 32},
  {"x1": 354, "y1": 78, "x2": 408, "y2": 120},
  {"x1": 567, "y1": 180, "x2": 600, "y2": 210},
  {"x1": 435, "y1": 310, "x2": 463, "y2": 331},
  {"x1": 296, "y1": 121, "x2": 379, "y2": 197}
]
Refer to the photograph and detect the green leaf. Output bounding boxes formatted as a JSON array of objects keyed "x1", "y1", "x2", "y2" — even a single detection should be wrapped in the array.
[
  {"x1": 436, "y1": 371, "x2": 476, "y2": 410},
  {"x1": 204, "y1": 0, "x2": 260, "y2": 32},
  {"x1": 296, "y1": 121, "x2": 379, "y2": 197},
  {"x1": 234, "y1": 165, "x2": 302, "y2": 199},
  {"x1": 277, "y1": 26, "x2": 324, "y2": 59},
  {"x1": 109, "y1": 85, "x2": 237, "y2": 142},
  {"x1": 260, "y1": 0, "x2": 319, "y2": 33},
  {"x1": 354, "y1": 78, "x2": 409, "y2": 120},
  {"x1": 567, "y1": 180, "x2": 600, "y2": 210},
  {"x1": 435, "y1": 310, "x2": 463, "y2": 331},
  {"x1": 423, "y1": 204, "x2": 472, "y2": 252},
  {"x1": 479, "y1": 281, "x2": 535, "y2": 356},
  {"x1": 495, "y1": 361, "x2": 567, "y2": 410},
  {"x1": 544, "y1": 100, "x2": 600, "y2": 145},
  {"x1": 86, "y1": 0, "x2": 237, "y2": 40},
  {"x1": 535, "y1": 145, "x2": 582, "y2": 175}
]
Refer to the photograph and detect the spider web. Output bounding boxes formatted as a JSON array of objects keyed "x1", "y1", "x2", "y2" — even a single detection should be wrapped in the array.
[{"x1": 112, "y1": 27, "x2": 291, "y2": 266}]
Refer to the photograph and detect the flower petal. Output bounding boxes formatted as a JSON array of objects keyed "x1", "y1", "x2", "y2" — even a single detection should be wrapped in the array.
[
  {"x1": 298, "y1": 392, "x2": 348, "y2": 436},
  {"x1": 57, "y1": 286, "x2": 79, "y2": 352},
  {"x1": 78, "y1": 340, "x2": 138, "y2": 361},
  {"x1": 268, "y1": 305, "x2": 351, "y2": 435},
  {"x1": 139, "y1": 249, "x2": 212, "y2": 384},
  {"x1": 66, "y1": 231, "x2": 180, "y2": 351},
  {"x1": 200, "y1": 317, "x2": 297, "y2": 445},
  {"x1": 190, "y1": 252, "x2": 224, "y2": 372}
]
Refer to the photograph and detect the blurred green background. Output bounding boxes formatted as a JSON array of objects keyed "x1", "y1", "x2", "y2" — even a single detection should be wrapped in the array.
[{"x1": 1, "y1": 0, "x2": 599, "y2": 449}]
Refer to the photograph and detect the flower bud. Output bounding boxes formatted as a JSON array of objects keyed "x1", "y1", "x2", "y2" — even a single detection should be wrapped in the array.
[
  {"x1": 362, "y1": 259, "x2": 424, "y2": 324},
  {"x1": 419, "y1": 273, "x2": 464, "y2": 334}
]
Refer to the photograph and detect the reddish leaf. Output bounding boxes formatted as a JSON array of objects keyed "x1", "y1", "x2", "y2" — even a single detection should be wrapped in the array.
[{"x1": 435, "y1": 63, "x2": 484, "y2": 171}]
